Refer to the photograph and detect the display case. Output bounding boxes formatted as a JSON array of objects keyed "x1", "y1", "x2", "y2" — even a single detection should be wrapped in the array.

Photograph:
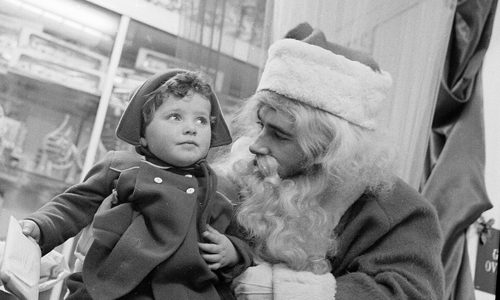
[
  {"x1": 0, "y1": 14, "x2": 43, "y2": 72},
  {"x1": 8, "y1": 28, "x2": 108, "y2": 95},
  {"x1": 0, "y1": 0, "x2": 265, "y2": 244},
  {"x1": 0, "y1": 0, "x2": 119, "y2": 240},
  {"x1": 0, "y1": 68, "x2": 102, "y2": 200},
  {"x1": 0, "y1": 1, "x2": 267, "y2": 299},
  {"x1": 19, "y1": 29, "x2": 108, "y2": 72},
  {"x1": 0, "y1": 26, "x2": 18, "y2": 70}
]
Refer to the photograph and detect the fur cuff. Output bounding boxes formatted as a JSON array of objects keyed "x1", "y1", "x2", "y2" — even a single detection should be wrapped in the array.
[
  {"x1": 272, "y1": 264, "x2": 336, "y2": 300},
  {"x1": 232, "y1": 263, "x2": 336, "y2": 300}
]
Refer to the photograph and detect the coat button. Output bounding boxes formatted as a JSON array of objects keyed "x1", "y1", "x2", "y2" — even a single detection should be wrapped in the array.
[
  {"x1": 186, "y1": 188, "x2": 195, "y2": 194},
  {"x1": 154, "y1": 177, "x2": 163, "y2": 183},
  {"x1": 185, "y1": 174, "x2": 193, "y2": 178}
]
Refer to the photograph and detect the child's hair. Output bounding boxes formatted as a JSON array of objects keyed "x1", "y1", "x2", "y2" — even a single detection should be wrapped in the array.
[{"x1": 141, "y1": 71, "x2": 215, "y2": 136}]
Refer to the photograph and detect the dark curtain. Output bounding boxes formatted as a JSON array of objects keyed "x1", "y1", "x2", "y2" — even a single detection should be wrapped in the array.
[{"x1": 420, "y1": 0, "x2": 498, "y2": 299}]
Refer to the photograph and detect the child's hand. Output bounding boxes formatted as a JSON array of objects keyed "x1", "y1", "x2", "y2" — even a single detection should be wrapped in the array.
[
  {"x1": 18, "y1": 220, "x2": 41, "y2": 244},
  {"x1": 199, "y1": 224, "x2": 240, "y2": 270}
]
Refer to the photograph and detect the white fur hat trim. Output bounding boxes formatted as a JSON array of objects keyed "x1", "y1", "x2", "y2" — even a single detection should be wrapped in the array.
[{"x1": 257, "y1": 39, "x2": 393, "y2": 130}]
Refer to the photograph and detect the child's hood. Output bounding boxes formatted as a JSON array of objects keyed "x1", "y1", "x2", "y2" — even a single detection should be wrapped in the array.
[{"x1": 115, "y1": 69, "x2": 232, "y2": 149}]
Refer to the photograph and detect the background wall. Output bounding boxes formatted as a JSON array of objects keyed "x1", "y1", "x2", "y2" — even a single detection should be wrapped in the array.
[{"x1": 271, "y1": 0, "x2": 456, "y2": 188}]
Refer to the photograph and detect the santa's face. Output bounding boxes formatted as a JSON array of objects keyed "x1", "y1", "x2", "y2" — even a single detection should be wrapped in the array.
[{"x1": 248, "y1": 106, "x2": 306, "y2": 178}]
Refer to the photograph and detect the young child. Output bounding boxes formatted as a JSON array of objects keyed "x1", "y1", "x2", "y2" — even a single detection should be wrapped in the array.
[{"x1": 19, "y1": 69, "x2": 252, "y2": 300}]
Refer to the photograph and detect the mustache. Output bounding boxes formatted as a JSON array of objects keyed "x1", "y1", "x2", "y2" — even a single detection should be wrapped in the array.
[
  {"x1": 254, "y1": 155, "x2": 277, "y2": 176},
  {"x1": 253, "y1": 155, "x2": 281, "y2": 185},
  {"x1": 232, "y1": 154, "x2": 281, "y2": 184}
]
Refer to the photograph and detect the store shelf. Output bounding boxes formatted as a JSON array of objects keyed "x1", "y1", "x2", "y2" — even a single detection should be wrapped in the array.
[
  {"x1": 1, "y1": 70, "x2": 98, "y2": 187},
  {"x1": 1, "y1": 26, "x2": 109, "y2": 95},
  {"x1": 9, "y1": 48, "x2": 105, "y2": 95},
  {"x1": 19, "y1": 29, "x2": 109, "y2": 73},
  {"x1": 1, "y1": 162, "x2": 69, "y2": 190},
  {"x1": 0, "y1": 163, "x2": 71, "y2": 205},
  {"x1": 0, "y1": 71, "x2": 99, "y2": 116}
]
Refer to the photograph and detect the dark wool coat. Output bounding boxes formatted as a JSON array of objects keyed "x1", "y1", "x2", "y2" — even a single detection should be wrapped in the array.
[
  {"x1": 331, "y1": 179, "x2": 445, "y2": 300},
  {"x1": 27, "y1": 151, "x2": 252, "y2": 300},
  {"x1": 218, "y1": 178, "x2": 445, "y2": 300}
]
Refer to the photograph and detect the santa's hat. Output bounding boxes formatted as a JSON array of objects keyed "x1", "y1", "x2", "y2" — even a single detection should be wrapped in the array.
[{"x1": 257, "y1": 23, "x2": 392, "y2": 130}]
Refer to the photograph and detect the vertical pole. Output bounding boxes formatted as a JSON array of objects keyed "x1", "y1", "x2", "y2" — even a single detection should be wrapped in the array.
[{"x1": 48, "y1": 14, "x2": 130, "y2": 300}]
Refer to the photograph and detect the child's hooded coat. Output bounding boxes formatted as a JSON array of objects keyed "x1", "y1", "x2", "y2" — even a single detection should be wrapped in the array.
[{"x1": 27, "y1": 69, "x2": 251, "y2": 300}]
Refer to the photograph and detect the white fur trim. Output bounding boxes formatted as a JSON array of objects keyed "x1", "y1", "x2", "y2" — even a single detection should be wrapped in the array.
[
  {"x1": 257, "y1": 39, "x2": 393, "y2": 130},
  {"x1": 272, "y1": 264, "x2": 336, "y2": 300},
  {"x1": 232, "y1": 263, "x2": 336, "y2": 300},
  {"x1": 232, "y1": 264, "x2": 273, "y2": 299}
]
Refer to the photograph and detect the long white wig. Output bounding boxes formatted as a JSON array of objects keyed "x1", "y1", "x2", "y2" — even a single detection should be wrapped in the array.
[{"x1": 212, "y1": 90, "x2": 397, "y2": 274}]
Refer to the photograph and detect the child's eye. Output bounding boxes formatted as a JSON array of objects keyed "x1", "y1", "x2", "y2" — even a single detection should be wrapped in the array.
[
  {"x1": 196, "y1": 117, "x2": 208, "y2": 125},
  {"x1": 166, "y1": 114, "x2": 181, "y2": 121}
]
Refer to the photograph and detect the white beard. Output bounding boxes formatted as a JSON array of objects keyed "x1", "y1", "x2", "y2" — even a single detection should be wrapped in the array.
[{"x1": 234, "y1": 154, "x2": 337, "y2": 275}]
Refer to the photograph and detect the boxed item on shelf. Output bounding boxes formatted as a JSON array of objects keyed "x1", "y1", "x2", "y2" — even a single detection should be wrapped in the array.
[
  {"x1": 0, "y1": 24, "x2": 20, "y2": 72},
  {"x1": 0, "y1": 115, "x2": 27, "y2": 167},
  {"x1": 0, "y1": 13, "x2": 43, "y2": 71},
  {"x1": 4, "y1": 28, "x2": 110, "y2": 94},
  {"x1": 9, "y1": 48, "x2": 104, "y2": 95},
  {"x1": 18, "y1": 28, "x2": 109, "y2": 73}
]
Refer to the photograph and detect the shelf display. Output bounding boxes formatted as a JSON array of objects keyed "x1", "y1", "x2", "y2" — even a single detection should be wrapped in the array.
[
  {"x1": 34, "y1": 114, "x2": 83, "y2": 183},
  {"x1": 0, "y1": 11, "x2": 109, "y2": 95},
  {"x1": 0, "y1": 3, "x2": 116, "y2": 228},
  {"x1": 6, "y1": 29, "x2": 109, "y2": 95},
  {"x1": 0, "y1": 113, "x2": 27, "y2": 167},
  {"x1": 0, "y1": 26, "x2": 17, "y2": 71},
  {"x1": 0, "y1": 13, "x2": 43, "y2": 72},
  {"x1": 0, "y1": 0, "x2": 265, "y2": 253},
  {"x1": 19, "y1": 29, "x2": 108, "y2": 72},
  {"x1": 10, "y1": 49, "x2": 104, "y2": 95}
]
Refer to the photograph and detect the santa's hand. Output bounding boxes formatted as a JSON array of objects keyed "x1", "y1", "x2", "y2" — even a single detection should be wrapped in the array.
[{"x1": 199, "y1": 224, "x2": 239, "y2": 270}]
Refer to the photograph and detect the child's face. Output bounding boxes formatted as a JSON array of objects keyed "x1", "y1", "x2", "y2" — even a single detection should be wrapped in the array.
[{"x1": 141, "y1": 93, "x2": 212, "y2": 167}]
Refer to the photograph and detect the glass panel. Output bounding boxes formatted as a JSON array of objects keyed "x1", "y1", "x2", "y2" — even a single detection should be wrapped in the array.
[
  {"x1": 104, "y1": 6, "x2": 268, "y2": 160},
  {"x1": 176, "y1": 0, "x2": 268, "y2": 124},
  {"x1": 105, "y1": 19, "x2": 181, "y2": 155},
  {"x1": 0, "y1": 0, "x2": 120, "y2": 238},
  {"x1": 0, "y1": 0, "x2": 269, "y2": 240}
]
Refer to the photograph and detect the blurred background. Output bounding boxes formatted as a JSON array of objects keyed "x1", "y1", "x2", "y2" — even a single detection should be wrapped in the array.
[{"x1": 0, "y1": 0, "x2": 498, "y2": 299}]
